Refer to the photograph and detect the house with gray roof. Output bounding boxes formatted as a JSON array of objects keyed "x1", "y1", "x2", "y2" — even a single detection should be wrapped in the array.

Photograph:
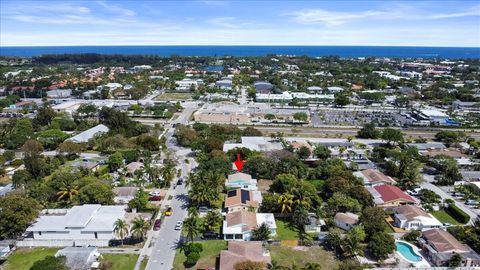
[
  {"x1": 67, "y1": 124, "x2": 109, "y2": 143},
  {"x1": 20, "y1": 204, "x2": 125, "y2": 247},
  {"x1": 55, "y1": 246, "x2": 100, "y2": 270}
]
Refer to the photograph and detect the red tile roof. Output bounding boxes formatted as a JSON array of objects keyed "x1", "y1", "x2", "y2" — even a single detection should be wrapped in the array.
[{"x1": 374, "y1": 184, "x2": 415, "y2": 203}]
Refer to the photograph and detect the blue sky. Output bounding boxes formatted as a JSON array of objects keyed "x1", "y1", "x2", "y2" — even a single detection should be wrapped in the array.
[{"x1": 1, "y1": 0, "x2": 479, "y2": 47}]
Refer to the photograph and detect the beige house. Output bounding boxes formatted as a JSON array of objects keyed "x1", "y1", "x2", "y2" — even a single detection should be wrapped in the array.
[
  {"x1": 334, "y1": 212, "x2": 359, "y2": 231},
  {"x1": 224, "y1": 188, "x2": 262, "y2": 213},
  {"x1": 219, "y1": 241, "x2": 271, "y2": 270},
  {"x1": 354, "y1": 169, "x2": 396, "y2": 186}
]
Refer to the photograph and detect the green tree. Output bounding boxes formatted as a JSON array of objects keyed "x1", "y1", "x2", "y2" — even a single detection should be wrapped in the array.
[
  {"x1": 5, "y1": 118, "x2": 33, "y2": 149},
  {"x1": 278, "y1": 193, "x2": 294, "y2": 214},
  {"x1": 77, "y1": 182, "x2": 114, "y2": 205},
  {"x1": 131, "y1": 216, "x2": 150, "y2": 240},
  {"x1": 292, "y1": 206, "x2": 310, "y2": 238},
  {"x1": 344, "y1": 225, "x2": 366, "y2": 258},
  {"x1": 12, "y1": 169, "x2": 34, "y2": 188},
  {"x1": 327, "y1": 192, "x2": 361, "y2": 214},
  {"x1": 327, "y1": 228, "x2": 344, "y2": 255},
  {"x1": 381, "y1": 128, "x2": 404, "y2": 146},
  {"x1": 203, "y1": 211, "x2": 223, "y2": 233},
  {"x1": 334, "y1": 93, "x2": 349, "y2": 106},
  {"x1": 302, "y1": 263, "x2": 321, "y2": 270},
  {"x1": 33, "y1": 103, "x2": 56, "y2": 127},
  {"x1": 108, "y1": 151, "x2": 124, "y2": 172},
  {"x1": 357, "y1": 123, "x2": 380, "y2": 139},
  {"x1": 37, "y1": 129, "x2": 69, "y2": 149},
  {"x1": 114, "y1": 219, "x2": 130, "y2": 246},
  {"x1": 252, "y1": 222, "x2": 272, "y2": 241},
  {"x1": 367, "y1": 232, "x2": 395, "y2": 261},
  {"x1": 314, "y1": 145, "x2": 331, "y2": 160},
  {"x1": 57, "y1": 141, "x2": 82, "y2": 157},
  {"x1": 0, "y1": 195, "x2": 41, "y2": 238},
  {"x1": 234, "y1": 261, "x2": 266, "y2": 270},
  {"x1": 448, "y1": 253, "x2": 463, "y2": 267},
  {"x1": 293, "y1": 112, "x2": 308, "y2": 122},
  {"x1": 297, "y1": 146, "x2": 312, "y2": 159},
  {"x1": 21, "y1": 139, "x2": 46, "y2": 179},
  {"x1": 183, "y1": 216, "x2": 200, "y2": 243},
  {"x1": 360, "y1": 206, "x2": 386, "y2": 239},
  {"x1": 128, "y1": 189, "x2": 149, "y2": 211},
  {"x1": 29, "y1": 255, "x2": 68, "y2": 270}
]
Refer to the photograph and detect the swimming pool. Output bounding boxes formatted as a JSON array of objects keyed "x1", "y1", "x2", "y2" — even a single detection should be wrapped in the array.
[{"x1": 396, "y1": 241, "x2": 422, "y2": 263}]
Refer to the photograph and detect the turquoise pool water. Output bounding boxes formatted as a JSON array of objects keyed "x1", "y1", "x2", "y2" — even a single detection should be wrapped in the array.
[
  {"x1": 229, "y1": 180, "x2": 247, "y2": 185},
  {"x1": 396, "y1": 241, "x2": 422, "y2": 262}
]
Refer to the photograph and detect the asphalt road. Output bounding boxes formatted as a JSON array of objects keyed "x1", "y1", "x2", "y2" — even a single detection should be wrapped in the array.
[
  {"x1": 144, "y1": 104, "x2": 198, "y2": 270},
  {"x1": 420, "y1": 175, "x2": 479, "y2": 225}
]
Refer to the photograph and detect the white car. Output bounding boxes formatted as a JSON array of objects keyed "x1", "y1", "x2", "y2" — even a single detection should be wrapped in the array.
[
  {"x1": 149, "y1": 191, "x2": 161, "y2": 197},
  {"x1": 175, "y1": 221, "x2": 183, "y2": 230}
]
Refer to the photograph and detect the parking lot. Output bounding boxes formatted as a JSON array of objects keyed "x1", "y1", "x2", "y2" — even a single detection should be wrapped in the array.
[{"x1": 311, "y1": 110, "x2": 412, "y2": 127}]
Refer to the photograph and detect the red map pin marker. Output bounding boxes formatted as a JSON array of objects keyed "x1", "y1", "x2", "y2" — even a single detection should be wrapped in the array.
[{"x1": 234, "y1": 153, "x2": 244, "y2": 171}]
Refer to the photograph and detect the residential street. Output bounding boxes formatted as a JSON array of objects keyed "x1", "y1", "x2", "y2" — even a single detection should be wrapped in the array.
[
  {"x1": 421, "y1": 175, "x2": 479, "y2": 225},
  {"x1": 142, "y1": 104, "x2": 198, "y2": 270}
]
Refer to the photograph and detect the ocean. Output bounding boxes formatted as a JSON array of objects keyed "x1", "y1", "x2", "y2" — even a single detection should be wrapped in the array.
[{"x1": 0, "y1": 45, "x2": 479, "y2": 59}]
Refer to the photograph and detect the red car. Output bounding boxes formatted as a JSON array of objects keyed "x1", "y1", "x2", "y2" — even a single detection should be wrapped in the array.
[{"x1": 153, "y1": 219, "x2": 162, "y2": 231}]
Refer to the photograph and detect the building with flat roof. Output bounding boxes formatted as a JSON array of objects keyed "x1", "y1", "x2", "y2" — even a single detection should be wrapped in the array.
[
  {"x1": 20, "y1": 204, "x2": 125, "y2": 247},
  {"x1": 55, "y1": 246, "x2": 100, "y2": 270}
]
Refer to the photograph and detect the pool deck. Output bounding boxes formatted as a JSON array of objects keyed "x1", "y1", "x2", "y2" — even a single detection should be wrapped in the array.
[{"x1": 395, "y1": 240, "x2": 430, "y2": 267}]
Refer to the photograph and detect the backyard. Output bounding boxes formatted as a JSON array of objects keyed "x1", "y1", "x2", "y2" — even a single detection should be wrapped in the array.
[
  {"x1": 3, "y1": 247, "x2": 59, "y2": 270},
  {"x1": 275, "y1": 219, "x2": 316, "y2": 240},
  {"x1": 155, "y1": 92, "x2": 193, "y2": 101},
  {"x1": 173, "y1": 240, "x2": 227, "y2": 270},
  {"x1": 268, "y1": 245, "x2": 337, "y2": 269}
]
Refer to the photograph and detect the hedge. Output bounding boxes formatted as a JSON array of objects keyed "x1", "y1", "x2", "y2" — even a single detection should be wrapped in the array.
[{"x1": 445, "y1": 204, "x2": 470, "y2": 224}]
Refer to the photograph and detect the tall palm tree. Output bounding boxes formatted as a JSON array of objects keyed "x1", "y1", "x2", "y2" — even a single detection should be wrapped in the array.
[
  {"x1": 131, "y1": 217, "x2": 150, "y2": 240},
  {"x1": 161, "y1": 164, "x2": 176, "y2": 187},
  {"x1": 183, "y1": 216, "x2": 200, "y2": 243},
  {"x1": 188, "y1": 206, "x2": 199, "y2": 218},
  {"x1": 114, "y1": 219, "x2": 129, "y2": 245},
  {"x1": 278, "y1": 193, "x2": 294, "y2": 214}
]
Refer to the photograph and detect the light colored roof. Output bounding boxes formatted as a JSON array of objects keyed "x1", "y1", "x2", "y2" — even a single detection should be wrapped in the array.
[
  {"x1": 67, "y1": 124, "x2": 109, "y2": 143},
  {"x1": 395, "y1": 205, "x2": 442, "y2": 227},
  {"x1": 420, "y1": 109, "x2": 449, "y2": 118},
  {"x1": 220, "y1": 241, "x2": 270, "y2": 270},
  {"x1": 126, "y1": 162, "x2": 144, "y2": 173},
  {"x1": 356, "y1": 169, "x2": 396, "y2": 185},
  {"x1": 334, "y1": 212, "x2": 359, "y2": 225},
  {"x1": 27, "y1": 204, "x2": 124, "y2": 232},
  {"x1": 55, "y1": 246, "x2": 99, "y2": 269},
  {"x1": 422, "y1": 229, "x2": 470, "y2": 253},
  {"x1": 227, "y1": 172, "x2": 253, "y2": 182},
  {"x1": 225, "y1": 211, "x2": 257, "y2": 232},
  {"x1": 423, "y1": 150, "x2": 467, "y2": 158},
  {"x1": 256, "y1": 213, "x2": 276, "y2": 229},
  {"x1": 113, "y1": 187, "x2": 138, "y2": 197}
]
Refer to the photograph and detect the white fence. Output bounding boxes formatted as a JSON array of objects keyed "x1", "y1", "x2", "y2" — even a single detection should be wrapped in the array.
[{"x1": 17, "y1": 239, "x2": 109, "y2": 247}]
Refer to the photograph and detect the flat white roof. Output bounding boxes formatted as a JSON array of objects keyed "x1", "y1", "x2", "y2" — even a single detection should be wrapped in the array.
[
  {"x1": 420, "y1": 109, "x2": 449, "y2": 118},
  {"x1": 68, "y1": 124, "x2": 109, "y2": 143}
]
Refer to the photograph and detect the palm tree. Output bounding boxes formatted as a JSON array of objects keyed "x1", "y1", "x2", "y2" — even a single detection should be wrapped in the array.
[
  {"x1": 183, "y1": 216, "x2": 200, "y2": 243},
  {"x1": 161, "y1": 164, "x2": 176, "y2": 187},
  {"x1": 114, "y1": 219, "x2": 129, "y2": 245},
  {"x1": 278, "y1": 193, "x2": 294, "y2": 214},
  {"x1": 56, "y1": 183, "x2": 79, "y2": 203},
  {"x1": 203, "y1": 211, "x2": 222, "y2": 233},
  {"x1": 188, "y1": 206, "x2": 199, "y2": 218},
  {"x1": 131, "y1": 217, "x2": 150, "y2": 240}
]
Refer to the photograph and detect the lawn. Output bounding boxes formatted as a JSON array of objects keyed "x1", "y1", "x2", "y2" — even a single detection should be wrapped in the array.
[
  {"x1": 432, "y1": 210, "x2": 463, "y2": 225},
  {"x1": 173, "y1": 240, "x2": 227, "y2": 270},
  {"x1": 155, "y1": 92, "x2": 193, "y2": 100},
  {"x1": 101, "y1": 253, "x2": 139, "y2": 270},
  {"x1": 139, "y1": 256, "x2": 148, "y2": 270},
  {"x1": 275, "y1": 219, "x2": 300, "y2": 240},
  {"x1": 4, "y1": 247, "x2": 59, "y2": 270},
  {"x1": 268, "y1": 246, "x2": 337, "y2": 269}
]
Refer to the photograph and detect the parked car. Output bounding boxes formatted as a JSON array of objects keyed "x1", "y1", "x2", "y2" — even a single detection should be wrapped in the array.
[
  {"x1": 177, "y1": 178, "x2": 183, "y2": 185},
  {"x1": 149, "y1": 191, "x2": 161, "y2": 197},
  {"x1": 201, "y1": 232, "x2": 220, "y2": 240},
  {"x1": 465, "y1": 199, "x2": 479, "y2": 205},
  {"x1": 443, "y1": 223, "x2": 452, "y2": 228},
  {"x1": 198, "y1": 206, "x2": 210, "y2": 213},
  {"x1": 153, "y1": 219, "x2": 162, "y2": 231},
  {"x1": 165, "y1": 207, "x2": 173, "y2": 216},
  {"x1": 175, "y1": 221, "x2": 183, "y2": 230}
]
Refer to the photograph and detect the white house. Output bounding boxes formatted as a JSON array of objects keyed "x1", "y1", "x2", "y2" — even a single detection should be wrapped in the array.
[
  {"x1": 104, "y1": 83, "x2": 123, "y2": 91},
  {"x1": 394, "y1": 205, "x2": 442, "y2": 231},
  {"x1": 55, "y1": 246, "x2": 100, "y2": 270},
  {"x1": 21, "y1": 204, "x2": 125, "y2": 247},
  {"x1": 67, "y1": 124, "x2": 109, "y2": 143},
  {"x1": 223, "y1": 211, "x2": 276, "y2": 241},
  {"x1": 225, "y1": 172, "x2": 258, "y2": 190},
  {"x1": 418, "y1": 109, "x2": 450, "y2": 125},
  {"x1": 175, "y1": 78, "x2": 203, "y2": 90},
  {"x1": 334, "y1": 212, "x2": 359, "y2": 231}
]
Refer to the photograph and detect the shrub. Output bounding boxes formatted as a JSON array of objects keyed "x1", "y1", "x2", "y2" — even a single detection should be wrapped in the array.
[
  {"x1": 403, "y1": 230, "x2": 421, "y2": 242},
  {"x1": 445, "y1": 204, "x2": 470, "y2": 224},
  {"x1": 185, "y1": 251, "x2": 200, "y2": 267},
  {"x1": 184, "y1": 242, "x2": 203, "y2": 255}
]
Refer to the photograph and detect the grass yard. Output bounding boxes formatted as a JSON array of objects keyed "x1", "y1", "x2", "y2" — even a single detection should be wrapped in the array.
[
  {"x1": 4, "y1": 247, "x2": 59, "y2": 270},
  {"x1": 155, "y1": 92, "x2": 193, "y2": 100},
  {"x1": 101, "y1": 254, "x2": 139, "y2": 270},
  {"x1": 432, "y1": 210, "x2": 463, "y2": 225},
  {"x1": 275, "y1": 219, "x2": 300, "y2": 240},
  {"x1": 268, "y1": 246, "x2": 337, "y2": 269},
  {"x1": 139, "y1": 256, "x2": 148, "y2": 270},
  {"x1": 173, "y1": 240, "x2": 227, "y2": 270}
]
